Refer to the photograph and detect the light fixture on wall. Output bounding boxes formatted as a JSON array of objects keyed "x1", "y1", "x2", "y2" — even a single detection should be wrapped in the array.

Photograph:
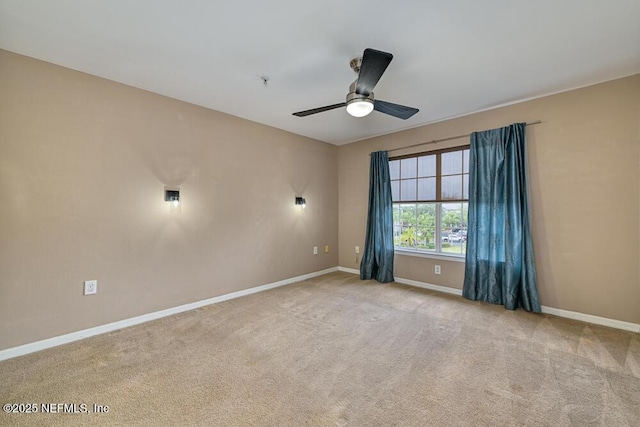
[
  {"x1": 295, "y1": 196, "x2": 306, "y2": 209},
  {"x1": 165, "y1": 187, "x2": 181, "y2": 213}
]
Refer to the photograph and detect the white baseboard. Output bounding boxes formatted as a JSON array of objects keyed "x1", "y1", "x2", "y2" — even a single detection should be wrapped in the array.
[
  {"x1": 0, "y1": 267, "x2": 339, "y2": 362},
  {"x1": 339, "y1": 268, "x2": 640, "y2": 334},
  {"x1": 394, "y1": 276, "x2": 464, "y2": 297},
  {"x1": 337, "y1": 268, "x2": 464, "y2": 297},
  {"x1": 540, "y1": 306, "x2": 640, "y2": 333},
  {"x1": 338, "y1": 266, "x2": 360, "y2": 275}
]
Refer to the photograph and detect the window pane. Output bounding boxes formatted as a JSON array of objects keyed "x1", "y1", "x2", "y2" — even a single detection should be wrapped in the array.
[
  {"x1": 391, "y1": 180, "x2": 400, "y2": 201},
  {"x1": 389, "y1": 160, "x2": 400, "y2": 180},
  {"x1": 394, "y1": 201, "x2": 467, "y2": 255},
  {"x1": 416, "y1": 203, "x2": 436, "y2": 250},
  {"x1": 400, "y1": 157, "x2": 417, "y2": 179},
  {"x1": 397, "y1": 204, "x2": 416, "y2": 226},
  {"x1": 442, "y1": 175, "x2": 462, "y2": 199},
  {"x1": 442, "y1": 150, "x2": 462, "y2": 175},
  {"x1": 392, "y1": 203, "x2": 439, "y2": 250},
  {"x1": 397, "y1": 203, "x2": 417, "y2": 248},
  {"x1": 463, "y1": 174, "x2": 469, "y2": 199},
  {"x1": 463, "y1": 149, "x2": 470, "y2": 174},
  {"x1": 417, "y1": 177, "x2": 436, "y2": 201},
  {"x1": 400, "y1": 179, "x2": 417, "y2": 201},
  {"x1": 441, "y1": 202, "x2": 468, "y2": 255},
  {"x1": 393, "y1": 204, "x2": 402, "y2": 245},
  {"x1": 418, "y1": 155, "x2": 436, "y2": 177},
  {"x1": 417, "y1": 228, "x2": 436, "y2": 250}
]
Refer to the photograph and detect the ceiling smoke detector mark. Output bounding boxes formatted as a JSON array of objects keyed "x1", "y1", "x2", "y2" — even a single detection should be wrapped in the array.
[{"x1": 260, "y1": 75, "x2": 270, "y2": 86}]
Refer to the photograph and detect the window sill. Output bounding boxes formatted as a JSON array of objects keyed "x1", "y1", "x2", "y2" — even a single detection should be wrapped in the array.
[{"x1": 394, "y1": 248, "x2": 466, "y2": 263}]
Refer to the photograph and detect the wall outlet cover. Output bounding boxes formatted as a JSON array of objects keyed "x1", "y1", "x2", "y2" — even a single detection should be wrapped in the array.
[{"x1": 84, "y1": 280, "x2": 97, "y2": 295}]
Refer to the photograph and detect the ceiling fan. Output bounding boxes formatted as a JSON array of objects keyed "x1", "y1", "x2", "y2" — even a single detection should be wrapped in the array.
[{"x1": 292, "y1": 48, "x2": 419, "y2": 120}]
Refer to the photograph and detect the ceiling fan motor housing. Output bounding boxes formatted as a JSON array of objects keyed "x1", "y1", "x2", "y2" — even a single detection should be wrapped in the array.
[
  {"x1": 346, "y1": 80, "x2": 373, "y2": 103},
  {"x1": 349, "y1": 57, "x2": 363, "y2": 73}
]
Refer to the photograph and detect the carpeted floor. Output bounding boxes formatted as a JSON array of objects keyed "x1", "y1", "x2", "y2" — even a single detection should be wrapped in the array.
[{"x1": 1, "y1": 272, "x2": 639, "y2": 426}]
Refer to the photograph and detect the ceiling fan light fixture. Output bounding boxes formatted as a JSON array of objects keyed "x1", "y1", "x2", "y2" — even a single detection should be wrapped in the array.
[
  {"x1": 346, "y1": 99, "x2": 374, "y2": 117},
  {"x1": 292, "y1": 48, "x2": 418, "y2": 120}
]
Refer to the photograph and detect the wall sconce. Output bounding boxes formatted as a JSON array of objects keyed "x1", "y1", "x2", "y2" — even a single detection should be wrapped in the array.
[
  {"x1": 165, "y1": 187, "x2": 181, "y2": 213},
  {"x1": 295, "y1": 196, "x2": 306, "y2": 209}
]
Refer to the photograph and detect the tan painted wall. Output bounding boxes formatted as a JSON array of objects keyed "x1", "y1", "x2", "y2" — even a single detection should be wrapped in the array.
[
  {"x1": 1, "y1": 48, "x2": 638, "y2": 352},
  {"x1": 339, "y1": 75, "x2": 640, "y2": 324},
  {"x1": 0, "y1": 50, "x2": 338, "y2": 350}
]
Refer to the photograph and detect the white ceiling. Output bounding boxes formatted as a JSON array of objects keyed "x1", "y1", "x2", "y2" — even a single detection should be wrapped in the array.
[{"x1": 1, "y1": 1, "x2": 639, "y2": 145}]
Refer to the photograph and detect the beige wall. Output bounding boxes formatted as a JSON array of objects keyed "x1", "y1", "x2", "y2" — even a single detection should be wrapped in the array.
[
  {"x1": 339, "y1": 75, "x2": 640, "y2": 324},
  {"x1": 1, "y1": 48, "x2": 638, "y2": 352},
  {"x1": 0, "y1": 50, "x2": 338, "y2": 350}
]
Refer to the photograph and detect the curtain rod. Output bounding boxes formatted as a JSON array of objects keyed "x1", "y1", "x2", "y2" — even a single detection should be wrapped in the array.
[{"x1": 376, "y1": 120, "x2": 542, "y2": 155}]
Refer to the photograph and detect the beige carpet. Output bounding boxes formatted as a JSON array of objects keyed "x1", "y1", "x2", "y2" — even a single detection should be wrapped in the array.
[{"x1": 1, "y1": 272, "x2": 639, "y2": 426}]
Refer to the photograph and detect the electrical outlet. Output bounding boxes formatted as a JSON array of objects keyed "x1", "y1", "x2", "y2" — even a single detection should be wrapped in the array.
[
  {"x1": 324, "y1": 245, "x2": 329, "y2": 253},
  {"x1": 355, "y1": 246, "x2": 360, "y2": 254},
  {"x1": 313, "y1": 246, "x2": 318, "y2": 255},
  {"x1": 434, "y1": 265, "x2": 441, "y2": 275},
  {"x1": 84, "y1": 280, "x2": 97, "y2": 295}
]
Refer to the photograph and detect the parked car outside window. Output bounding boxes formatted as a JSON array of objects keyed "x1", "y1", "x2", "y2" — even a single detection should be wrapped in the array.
[{"x1": 448, "y1": 233, "x2": 462, "y2": 243}]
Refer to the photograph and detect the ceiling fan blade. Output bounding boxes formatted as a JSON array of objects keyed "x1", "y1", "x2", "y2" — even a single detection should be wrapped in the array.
[
  {"x1": 292, "y1": 102, "x2": 346, "y2": 117},
  {"x1": 356, "y1": 48, "x2": 393, "y2": 96},
  {"x1": 374, "y1": 100, "x2": 419, "y2": 120}
]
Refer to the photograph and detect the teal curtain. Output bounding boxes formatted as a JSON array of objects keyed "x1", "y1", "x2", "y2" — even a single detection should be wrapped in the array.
[
  {"x1": 360, "y1": 151, "x2": 395, "y2": 283},
  {"x1": 463, "y1": 123, "x2": 541, "y2": 312}
]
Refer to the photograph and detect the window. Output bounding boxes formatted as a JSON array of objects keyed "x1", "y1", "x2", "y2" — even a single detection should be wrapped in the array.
[{"x1": 390, "y1": 146, "x2": 469, "y2": 257}]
